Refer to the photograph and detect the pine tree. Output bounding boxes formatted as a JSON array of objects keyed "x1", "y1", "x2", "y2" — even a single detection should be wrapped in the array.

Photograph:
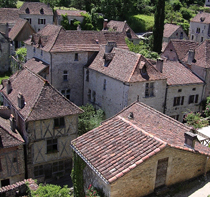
[{"x1": 152, "y1": 0, "x2": 165, "y2": 54}]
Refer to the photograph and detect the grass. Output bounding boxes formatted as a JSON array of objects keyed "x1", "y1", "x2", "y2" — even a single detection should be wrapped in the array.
[{"x1": 16, "y1": 1, "x2": 24, "y2": 8}]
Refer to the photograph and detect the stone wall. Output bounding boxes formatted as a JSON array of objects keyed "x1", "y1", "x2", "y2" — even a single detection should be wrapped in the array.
[{"x1": 0, "y1": 33, "x2": 10, "y2": 73}]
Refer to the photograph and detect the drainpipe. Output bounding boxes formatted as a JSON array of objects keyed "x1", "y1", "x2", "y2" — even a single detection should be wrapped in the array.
[
  {"x1": 163, "y1": 84, "x2": 168, "y2": 114},
  {"x1": 50, "y1": 53, "x2": 52, "y2": 84}
]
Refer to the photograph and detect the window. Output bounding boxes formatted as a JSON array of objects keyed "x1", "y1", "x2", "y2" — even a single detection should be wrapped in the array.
[
  {"x1": 171, "y1": 115, "x2": 179, "y2": 121},
  {"x1": 192, "y1": 88, "x2": 196, "y2": 91},
  {"x1": 40, "y1": 8, "x2": 44, "y2": 14},
  {"x1": 47, "y1": 139, "x2": 58, "y2": 153},
  {"x1": 201, "y1": 37, "x2": 204, "y2": 42},
  {"x1": 74, "y1": 53, "x2": 78, "y2": 61},
  {"x1": 63, "y1": 70, "x2": 68, "y2": 81},
  {"x1": 25, "y1": 18, "x2": 31, "y2": 24},
  {"x1": 191, "y1": 35, "x2": 194, "y2": 40},
  {"x1": 61, "y1": 89, "x2": 70, "y2": 100},
  {"x1": 103, "y1": 79, "x2": 107, "y2": 90},
  {"x1": 92, "y1": 91, "x2": 96, "y2": 103},
  {"x1": 52, "y1": 161, "x2": 64, "y2": 173},
  {"x1": 38, "y1": 19, "x2": 46, "y2": 24},
  {"x1": 145, "y1": 82, "x2": 154, "y2": 97},
  {"x1": 189, "y1": 95, "x2": 199, "y2": 104},
  {"x1": 25, "y1": 8, "x2": 30, "y2": 14},
  {"x1": 173, "y1": 96, "x2": 184, "y2": 106},
  {"x1": 41, "y1": 50, "x2": 43, "y2": 56},
  {"x1": 86, "y1": 70, "x2": 89, "y2": 82},
  {"x1": 13, "y1": 157, "x2": 17, "y2": 163},
  {"x1": 33, "y1": 47, "x2": 36, "y2": 53},
  {"x1": 196, "y1": 28, "x2": 200, "y2": 33},
  {"x1": 180, "y1": 32, "x2": 183, "y2": 39},
  {"x1": 88, "y1": 89, "x2": 91, "y2": 101},
  {"x1": 34, "y1": 165, "x2": 43, "y2": 177},
  {"x1": 1, "y1": 179, "x2": 10, "y2": 187},
  {"x1": 54, "y1": 117, "x2": 65, "y2": 128},
  {"x1": 178, "y1": 89, "x2": 182, "y2": 92}
]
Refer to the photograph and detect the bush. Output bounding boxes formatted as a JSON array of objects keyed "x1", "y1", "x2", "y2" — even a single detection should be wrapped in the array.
[
  {"x1": 180, "y1": 7, "x2": 193, "y2": 21},
  {"x1": 86, "y1": 185, "x2": 104, "y2": 197}
]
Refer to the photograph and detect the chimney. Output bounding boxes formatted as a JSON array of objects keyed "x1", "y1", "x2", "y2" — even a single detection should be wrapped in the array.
[
  {"x1": 18, "y1": 92, "x2": 25, "y2": 109},
  {"x1": 6, "y1": 80, "x2": 12, "y2": 94},
  {"x1": 5, "y1": 23, "x2": 9, "y2": 38},
  {"x1": 184, "y1": 132, "x2": 198, "y2": 149},
  {"x1": 187, "y1": 49, "x2": 195, "y2": 64},
  {"x1": 156, "y1": 58, "x2": 163, "y2": 73},
  {"x1": 10, "y1": 114, "x2": 16, "y2": 132},
  {"x1": 103, "y1": 19, "x2": 108, "y2": 30}
]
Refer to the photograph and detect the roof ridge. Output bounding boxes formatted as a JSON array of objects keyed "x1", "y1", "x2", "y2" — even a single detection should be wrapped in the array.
[
  {"x1": 49, "y1": 25, "x2": 63, "y2": 52},
  {"x1": 128, "y1": 54, "x2": 141, "y2": 82}
]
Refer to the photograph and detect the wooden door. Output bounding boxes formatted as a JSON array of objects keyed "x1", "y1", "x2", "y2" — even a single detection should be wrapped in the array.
[{"x1": 155, "y1": 158, "x2": 168, "y2": 188}]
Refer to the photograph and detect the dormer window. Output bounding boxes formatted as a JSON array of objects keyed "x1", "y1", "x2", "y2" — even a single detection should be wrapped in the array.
[
  {"x1": 141, "y1": 65, "x2": 147, "y2": 75},
  {"x1": 40, "y1": 8, "x2": 44, "y2": 14},
  {"x1": 25, "y1": 8, "x2": 30, "y2": 14}
]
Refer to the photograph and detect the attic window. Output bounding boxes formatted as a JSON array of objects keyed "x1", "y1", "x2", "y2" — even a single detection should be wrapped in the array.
[
  {"x1": 126, "y1": 28, "x2": 131, "y2": 39},
  {"x1": 25, "y1": 8, "x2": 30, "y2": 14},
  {"x1": 141, "y1": 66, "x2": 147, "y2": 75},
  {"x1": 200, "y1": 17, "x2": 205, "y2": 22},
  {"x1": 40, "y1": 8, "x2": 44, "y2": 14}
]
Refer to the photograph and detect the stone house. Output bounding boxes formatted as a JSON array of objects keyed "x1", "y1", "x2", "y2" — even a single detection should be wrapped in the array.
[
  {"x1": 19, "y1": 2, "x2": 53, "y2": 32},
  {"x1": 1, "y1": 67, "x2": 83, "y2": 182},
  {"x1": 0, "y1": 31, "x2": 10, "y2": 73},
  {"x1": 24, "y1": 24, "x2": 128, "y2": 106},
  {"x1": 157, "y1": 59, "x2": 204, "y2": 122},
  {"x1": 84, "y1": 45, "x2": 167, "y2": 118},
  {"x1": 189, "y1": 12, "x2": 210, "y2": 43},
  {"x1": 0, "y1": 114, "x2": 25, "y2": 187},
  {"x1": 71, "y1": 101, "x2": 210, "y2": 197},
  {"x1": 206, "y1": 0, "x2": 210, "y2": 6},
  {"x1": 54, "y1": 9, "x2": 87, "y2": 26},
  {"x1": 103, "y1": 20, "x2": 140, "y2": 44},
  {"x1": 163, "y1": 24, "x2": 188, "y2": 43}
]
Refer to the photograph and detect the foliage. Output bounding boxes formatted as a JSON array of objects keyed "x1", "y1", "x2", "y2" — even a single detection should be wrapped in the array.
[
  {"x1": 184, "y1": 111, "x2": 208, "y2": 130},
  {"x1": 204, "y1": 96, "x2": 210, "y2": 117},
  {"x1": 152, "y1": 0, "x2": 165, "y2": 54},
  {"x1": 0, "y1": 72, "x2": 11, "y2": 84},
  {"x1": 29, "y1": 184, "x2": 72, "y2": 197},
  {"x1": 180, "y1": 7, "x2": 193, "y2": 21},
  {"x1": 16, "y1": 0, "x2": 23, "y2": 8},
  {"x1": 86, "y1": 184, "x2": 105, "y2": 197},
  {"x1": 80, "y1": 12, "x2": 94, "y2": 30},
  {"x1": 61, "y1": 14, "x2": 81, "y2": 30},
  {"x1": 0, "y1": 0, "x2": 17, "y2": 8},
  {"x1": 15, "y1": 47, "x2": 27, "y2": 63}
]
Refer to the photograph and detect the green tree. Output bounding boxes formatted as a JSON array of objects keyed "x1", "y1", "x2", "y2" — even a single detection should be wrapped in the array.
[
  {"x1": 152, "y1": 0, "x2": 165, "y2": 54},
  {"x1": 15, "y1": 47, "x2": 27, "y2": 63},
  {"x1": 0, "y1": 0, "x2": 17, "y2": 8},
  {"x1": 61, "y1": 14, "x2": 81, "y2": 30}
]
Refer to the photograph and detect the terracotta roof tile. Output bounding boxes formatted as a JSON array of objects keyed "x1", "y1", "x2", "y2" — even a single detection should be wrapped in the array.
[
  {"x1": 191, "y1": 12, "x2": 210, "y2": 23},
  {"x1": 162, "y1": 60, "x2": 203, "y2": 85},
  {"x1": 19, "y1": 2, "x2": 53, "y2": 15},
  {"x1": 89, "y1": 46, "x2": 166, "y2": 82},
  {"x1": 0, "y1": 117, "x2": 24, "y2": 148},
  {"x1": 0, "y1": 8, "x2": 19, "y2": 24},
  {"x1": 24, "y1": 58, "x2": 49, "y2": 74},
  {"x1": 56, "y1": 9, "x2": 87, "y2": 16},
  {"x1": 71, "y1": 102, "x2": 210, "y2": 184},
  {"x1": 163, "y1": 23, "x2": 180, "y2": 38},
  {"x1": 1, "y1": 68, "x2": 83, "y2": 122}
]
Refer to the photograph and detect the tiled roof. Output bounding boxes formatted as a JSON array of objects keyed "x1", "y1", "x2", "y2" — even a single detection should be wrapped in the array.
[
  {"x1": 71, "y1": 102, "x2": 210, "y2": 184},
  {"x1": 163, "y1": 23, "x2": 180, "y2": 38},
  {"x1": 0, "y1": 8, "x2": 19, "y2": 24},
  {"x1": 162, "y1": 60, "x2": 203, "y2": 85},
  {"x1": 24, "y1": 58, "x2": 49, "y2": 74},
  {"x1": 9, "y1": 18, "x2": 28, "y2": 40},
  {"x1": 167, "y1": 39, "x2": 199, "y2": 60},
  {"x1": 1, "y1": 68, "x2": 83, "y2": 122},
  {"x1": 183, "y1": 39, "x2": 210, "y2": 68},
  {"x1": 19, "y1": 2, "x2": 53, "y2": 15},
  {"x1": 0, "y1": 117, "x2": 24, "y2": 148},
  {"x1": 89, "y1": 46, "x2": 166, "y2": 83},
  {"x1": 190, "y1": 12, "x2": 210, "y2": 23},
  {"x1": 55, "y1": 9, "x2": 87, "y2": 16},
  {"x1": 25, "y1": 24, "x2": 62, "y2": 52},
  {"x1": 25, "y1": 24, "x2": 128, "y2": 52},
  {"x1": 106, "y1": 20, "x2": 138, "y2": 39}
]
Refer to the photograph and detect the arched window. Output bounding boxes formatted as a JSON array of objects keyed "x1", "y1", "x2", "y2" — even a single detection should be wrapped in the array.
[
  {"x1": 25, "y1": 8, "x2": 30, "y2": 14},
  {"x1": 40, "y1": 8, "x2": 44, "y2": 14}
]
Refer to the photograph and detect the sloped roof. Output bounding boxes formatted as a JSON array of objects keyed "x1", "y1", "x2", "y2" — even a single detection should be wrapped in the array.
[
  {"x1": 0, "y1": 8, "x2": 19, "y2": 24},
  {"x1": 55, "y1": 9, "x2": 87, "y2": 16},
  {"x1": 0, "y1": 117, "x2": 24, "y2": 148},
  {"x1": 183, "y1": 39, "x2": 210, "y2": 69},
  {"x1": 162, "y1": 60, "x2": 203, "y2": 85},
  {"x1": 24, "y1": 58, "x2": 49, "y2": 74},
  {"x1": 106, "y1": 20, "x2": 138, "y2": 39},
  {"x1": 19, "y1": 2, "x2": 53, "y2": 15},
  {"x1": 190, "y1": 12, "x2": 210, "y2": 24},
  {"x1": 163, "y1": 23, "x2": 180, "y2": 38},
  {"x1": 165, "y1": 39, "x2": 199, "y2": 60},
  {"x1": 88, "y1": 46, "x2": 166, "y2": 83},
  {"x1": 1, "y1": 68, "x2": 83, "y2": 122},
  {"x1": 25, "y1": 24, "x2": 128, "y2": 52},
  {"x1": 71, "y1": 102, "x2": 210, "y2": 184}
]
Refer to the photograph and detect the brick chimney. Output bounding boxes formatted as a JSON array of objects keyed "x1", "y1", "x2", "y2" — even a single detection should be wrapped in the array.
[
  {"x1": 187, "y1": 49, "x2": 195, "y2": 64},
  {"x1": 6, "y1": 80, "x2": 12, "y2": 94},
  {"x1": 103, "y1": 19, "x2": 108, "y2": 30},
  {"x1": 18, "y1": 92, "x2": 25, "y2": 109},
  {"x1": 156, "y1": 58, "x2": 163, "y2": 73},
  {"x1": 184, "y1": 132, "x2": 198, "y2": 149},
  {"x1": 10, "y1": 114, "x2": 16, "y2": 132}
]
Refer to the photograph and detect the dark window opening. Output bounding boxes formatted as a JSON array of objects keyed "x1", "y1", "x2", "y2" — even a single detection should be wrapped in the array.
[
  {"x1": 63, "y1": 70, "x2": 68, "y2": 81},
  {"x1": 34, "y1": 165, "x2": 44, "y2": 177},
  {"x1": 25, "y1": 8, "x2": 30, "y2": 14},
  {"x1": 40, "y1": 8, "x2": 44, "y2": 14},
  {"x1": 54, "y1": 117, "x2": 65, "y2": 128},
  {"x1": 145, "y1": 83, "x2": 154, "y2": 97},
  {"x1": 103, "y1": 79, "x2": 106, "y2": 90},
  {"x1": 47, "y1": 139, "x2": 58, "y2": 154},
  {"x1": 38, "y1": 19, "x2": 46, "y2": 24},
  {"x1": 188, "y1": 94, "x2": 199, "y2": 104},
  {"x1": 88, "y1": 89, "x2": 91, "y2": 101},
  {"x1": 173, "y1": 96, "x2": 184, "y2": 106},
  {"x1": 86, "y1": 70, "x2": 89, "y2": 82},
  {"x1": 1, "y1": 179, "x2": 10, "y2": 187},
  {"x1": 75, "y1": 53, "x2": 78, "y2": 61}
]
